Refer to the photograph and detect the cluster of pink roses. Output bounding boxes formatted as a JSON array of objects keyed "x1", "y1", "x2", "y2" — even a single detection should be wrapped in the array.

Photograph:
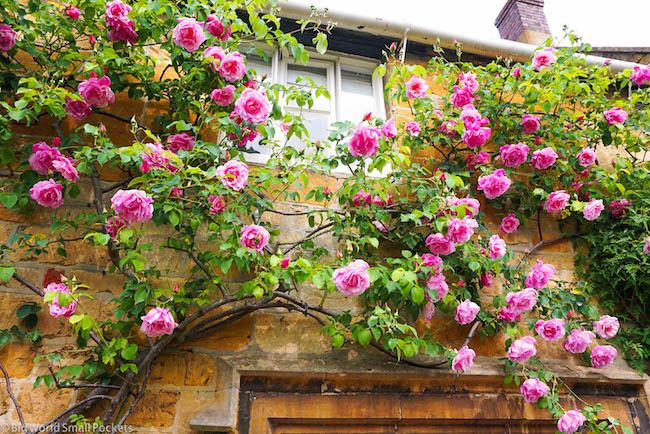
[
  {"x1": 630, "y1": 64, "x2": 650, "y2": 86},
  {"x1": 450, "y1": 72, "x2": 478, "y2": 108},
  {"x1": 173, "y1": 13, "x2": 231, "y2": 52},
  {"x1": 460, "y1": 104, "x2": 491, "y2": 149},
  {"x1": 105, "y1": 0, "x2": 137, "y2": 44},
  {"x1": 204, "y1": 46, "x2": 247, "y2": 82},
  {"x1": 477, "y1": 169, "x2": 511, "y2": 199},
  {"x1": 69, "y1": 72, "x2": 115, "y2": 121},
  {"x1": 28, "y1": 139, "x2": 80, "y2": 209},
  {"x1": 140, "y1": 142, "x2": 182, "y2": 173}
]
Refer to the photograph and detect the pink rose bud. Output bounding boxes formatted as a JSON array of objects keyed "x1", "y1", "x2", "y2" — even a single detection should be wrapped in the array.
[
  {"x1": 458, "y1": 280, "x2": 465, "y2": 288},
  {"x1": 280, "y1": 258, "x2": 290, "y2": 268},
  {"x1": 567, "y1": 311, "x2": 573, "y2": 319},
  {"x1": 324, "y1": 187, "x2": 331, "y2": 195},
  {"x1": 389, "y1": 42, "x2": 397, "y2": 51},
  {"x1": 99, "y1": 124, "x2": 106, "y2": 132},
  {"x1": 89, "y1": 35, "x2": 97, "y2": 44},
  {"x1": 336, "y1": 250, "x2": 343, "y2": 258},
  {"x1": 172, "y1": 284, "x2": 180, "y2": 293},
  {"x1": 605, "y1": 59, "x2": 612, "y2": 65},
  {"x1": 512, "y1": 66, "x2": 521, "y2": 78},
  {"x1": 52, "y1": 137, "x2": 61, "y2": 147},
  {"x1": 363, "y1": 112, "x2": 372, "y2": 121}
]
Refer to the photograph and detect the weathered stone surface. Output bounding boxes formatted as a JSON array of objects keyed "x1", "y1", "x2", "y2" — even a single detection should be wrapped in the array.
[
  {"x1": 0, "y1": 343, "x2": 35, "y2": 378},
  {"x1": 127, "y1": 389, "x2": 179, "y2": 429},
  {"x1": 150, "y1": 352, "x2": 215, "y2": 387},
  {"x1": 14, "y1": 385, "x2": 75, "y2": 424},
  {"x1": 181, "y1": 312, "x2": 252, "y2": 352},
  {"x1": 254, "y1": 312, "x2": 330, "y2": 355}
]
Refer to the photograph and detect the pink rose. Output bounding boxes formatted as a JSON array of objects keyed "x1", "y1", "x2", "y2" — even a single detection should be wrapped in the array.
[
  {"x1": 203, "y1": 46, "x2": 226, "y2": 71},
  {"x1": 65, "y1": 6, "x2": 81, "y2": 19},
  {"x1": 447, "y1": 217, "x2": 478, "y2": 243},
  {"x1": 480, "y1": 272, "x2": 494, "y2": 287},
  {"x1": 512, "y1": 67, "x2": 521, "y2": 78},
  {"x1": 210, "y1": 84, "x2": 235, "y2": 107},
  {"x1": 460, "y1": 104, "x2": 487, "y2": 129},
  {"x1": 352, "y1": 189, "x2": 372, "y2": 208},
  {"x1": 140, "y1": 307, "x2": 178, "y2": 337},
  {"x1": 593, "y1": 315, "x2": 619, "y2": 339},
  {"x1": 498, "y1": 306, "x2": 521, "y2": 323},
  {"x1": 421, "y1": 253, "x2": 443, "y2": 271},
  {"x1": 105, "y1": 215, "x2": 129, "y2": 238},
  {"x1": 65, "y1": 97, "x2": 92, "y2": 120},
  {"x1": 406, "y1": 121, "x2": 421, "y2": 137},
  {"x1": 462, "y1": 127, "x2": 491, "y2": 149},
  {"x1": 332, "y1": 259, "x2": 371, "y2": 297},
  {"x1": 489, "y1": 234, "x2": 506, "y2": 259},
  {"x1": 455, "y1": 299, "x2": 479, "y2": 325},
  {"x1": 166, "y1": 133, "x2": 195, "y2": 153},
  {"x1": 500, "y1": 214, "x2": 520, "y2": 234},
  {"x1": 535, "y1": 319, "x2": 565, "y2": 342},
  {"x1": 280, "y1": 258, "x2": 290, "y2": 268},
  {"x1": 205, "y1": 14, "x2": 231, "y2": 41},
  {"x1": 630, "y1": 65, "x2": 650, "y2": 86},
  {"x1": 425, "y1": 274, "x2": 449, "y2": 302},
  {"x1": 506, "y1": 288, "x2": 537, "y2": 314},
  {"x1": 44, "y1": 282, "x2": 77, "y2": 318},
  {"x1": 583, "y1": 199, "x2": 604, "y2": 221},
  {"x1": 405, "y1": 75, "x2": 428, "y2": 99},
  {"x1": 576, "y1": 148, "x2": 596, "y2": 167},
  {"x1": 644, "y1": 237, "x2": 650, "y2": 254},
  {"x1": 220, "y1": 52, "x2": 246, "y2": 82},
  {"x1": 591, "y1": 345, "x2": 618, "y2": 368},
  {"x1": 450, "y1": 85, "x2": 474, "y2": 108},
  {"x1": 477, "y1": 169, "x2": 511, "y2": 199},
  {"x1": 452, "y1": 197, "x2": 480, "y2": 217},
  {"x1": 140, "y1": 142, "x2": 180, "y2": 173},
  {"x1": 557, "y1": 410, "x2": 586, "y2": 434},
  {"x1": 381, "y1": 118, "x2": 397, "y2": 138},
  {"x1": 451, "y1": 346, "x2": 475, "y2": 373},
  {"x1": 525, "y1": 260, "x2": 555, "y2": 289},
  {"x1": 0, "y1": 24, "x2": 17, "y2": 53},
  {"x1": 372, "y1": 194, "x2": 393, "y2": 207},
  {"x1": 78, "y1": 75, "x2": 115, "y2": 108},
  {"x1": 438, "y1": 120, "x2": 457, "y2": 137},
  {"x1": 423, "y1": 303, "x2": 435, "y2": 325},
  {"x1": 520, "y1": 115, "x2": 540, "y2": 134},
  {"x1": 372, "y1": 220, "x2": 391, "y2": 233},
  {"x1": 507, "y1": 336, "x2": 537, "y2": 363},
  {"x1": 545, "y1": 190, "x2": 570, "y2": 213},
  {"x1": 562, "y1": 329, "x2": 595, "y2": 354},
  {"x1": 609, "y1": 199, "x2": 631, "y2": 219},
  {"x1": 52, "y1": 157, "x2": 79, "y2": 183},
  {"x1": 499, "y1": 143, "x2": 529, "y2": 167},
  {"x1": 459, "y1": 72, "x2": 479, "y2": 93},
  {"x1": 105, "y1": 0, "x2": 131, "y2": 26},
  {"x1": 234, "y1": 88, "x2": 271, "y2": 124},
  {"x1": 240, "y1": 224, "x2": 270, "y2": 252},
  {"x1": 207, "y1": 195, "x2": 227, "y2": 215},
  {"x1": 348, "y1": 126, "x2": 381, "y2": 157},
  {"x1": 425, "y1": 233, "x2": 456, "y2": 256},
  {"x1": 604, "y1": 107, "x2": 628, "y2": 126},
  {"x1": 111, "y1": 189, "x2": 154, "y2": 223},
  {"x1": 532, "y1": 47, "x2": 557, "y2": 70},
  {"x1": 173, "y1": 17, "x2": 206, "y2": 52},
  {"x1": 29, "y1": 142, "x2": 63, "y2": 174},
  {"x1": 520, "y1": 378, "x2": 550, "y2": 403},
  {"x1": 216, "y1": 160, "x2": 249, "y2": 191},
  {"x1": 466, "y1": 151, "x2": 490, "y2": 171},
  {"x1": 107, "y1": 17, "x2": 138, "y2": 44},
  {"x1": 30, "y1": 179, "x2": 64, "y2": 208}
]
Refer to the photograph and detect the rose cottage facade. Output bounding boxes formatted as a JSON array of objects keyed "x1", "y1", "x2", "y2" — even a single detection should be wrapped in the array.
[{"x1": 1, "y1": 0, "x2": 650, "y2": 433}]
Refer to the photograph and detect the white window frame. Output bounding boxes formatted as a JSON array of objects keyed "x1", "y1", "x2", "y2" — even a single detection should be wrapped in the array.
[{"x1": 241, "y1": 47, "x2": 387, "y2": 175}]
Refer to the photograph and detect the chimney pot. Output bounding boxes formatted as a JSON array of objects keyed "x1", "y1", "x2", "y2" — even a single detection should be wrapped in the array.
[{"x1": 495, "y1": 0, "x2": 552, "y2": 45}]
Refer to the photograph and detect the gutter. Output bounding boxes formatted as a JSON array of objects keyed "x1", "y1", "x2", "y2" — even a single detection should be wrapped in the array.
[{"x1": 277, "y1": 2, "x2": 643, "y2": 75}]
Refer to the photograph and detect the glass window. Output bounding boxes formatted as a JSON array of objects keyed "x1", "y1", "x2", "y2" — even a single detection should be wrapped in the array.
[{"x1": 340, "y1": 65, "x2": 376, "y2": 123}]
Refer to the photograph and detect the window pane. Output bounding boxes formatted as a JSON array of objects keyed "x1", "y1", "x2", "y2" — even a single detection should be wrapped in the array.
[
  {"x1": 285, "y1": 109, "x2": 330, "y2": 152},
  {"x1": 247, "y1": 52, "x2": 272, "y2": 79},
  {"x1": 340, "y1": 66, "x2": 376, "y2": 123},
  {"x1": 286, "y1": 64, "x2": 330, "y2": 111}
]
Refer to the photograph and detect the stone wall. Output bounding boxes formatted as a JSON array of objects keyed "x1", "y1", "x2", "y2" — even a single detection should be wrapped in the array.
[{"x1": 0, "y1": 50, "x2": 648, "y2": 433}]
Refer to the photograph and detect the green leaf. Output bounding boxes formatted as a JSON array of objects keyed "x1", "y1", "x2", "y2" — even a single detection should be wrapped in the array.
[
  {"x1": 411, "y1": 286, "x2": 424, "y2": 304},
  {"x1": 358, "y1": 329, "x2": 372, "y2": 346},
  {"x1": 16, "y1": 303, "x2": 40, "y2": 319},
  {"x1": 0, "y1": 266, "x2": 15, "y2": 282},
  {"x1": 0, "y1": 192, "x2": 17, "y2": 209},
  {"x1": 332, "y1": 334, "x2": 344, "y2": 348}
]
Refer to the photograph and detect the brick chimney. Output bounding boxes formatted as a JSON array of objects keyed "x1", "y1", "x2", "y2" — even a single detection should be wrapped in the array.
[{"x1": 495, "y1": 0, "x2": 552, "y2": 45}]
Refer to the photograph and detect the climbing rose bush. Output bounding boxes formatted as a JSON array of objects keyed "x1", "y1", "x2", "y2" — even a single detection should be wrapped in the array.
[{"x1": 0, "y1": 0, "x2": 647, "y2": 432}]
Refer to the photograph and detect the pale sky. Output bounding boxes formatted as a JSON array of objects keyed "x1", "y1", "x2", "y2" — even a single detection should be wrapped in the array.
[{"x1": 287, "y1": 0, "x2": 650, "y2": 47}]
